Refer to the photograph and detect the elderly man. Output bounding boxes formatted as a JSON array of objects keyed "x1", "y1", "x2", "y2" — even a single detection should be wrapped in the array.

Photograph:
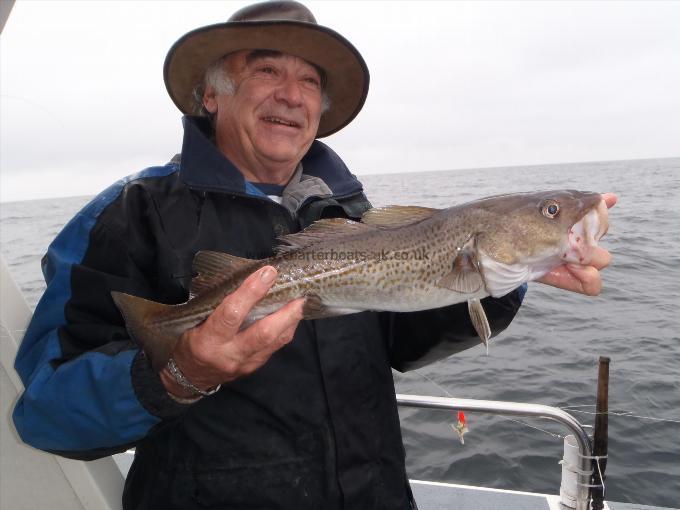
[{"x1": 13, "y1": 2, "x2": 613, "y2": 509}]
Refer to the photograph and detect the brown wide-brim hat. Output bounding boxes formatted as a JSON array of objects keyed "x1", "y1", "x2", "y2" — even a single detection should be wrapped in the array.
[{"x1": 164, "y1": 1, "x2": 370, "y2": 138}]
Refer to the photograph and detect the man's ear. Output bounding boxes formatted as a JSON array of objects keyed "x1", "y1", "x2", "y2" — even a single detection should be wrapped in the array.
[{"x1": 203, "y1": 86, "x2": 218, "y2": 114}]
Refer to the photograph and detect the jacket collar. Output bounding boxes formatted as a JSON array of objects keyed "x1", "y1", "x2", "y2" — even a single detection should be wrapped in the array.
[{"x1": 178, "y1": 116, "x2": 363, "y2": 198}]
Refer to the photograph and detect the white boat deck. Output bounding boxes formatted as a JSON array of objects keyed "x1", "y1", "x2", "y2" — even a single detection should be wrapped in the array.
[{"x1": 410, "y1": 480, "x2": 678, "y2": 510}]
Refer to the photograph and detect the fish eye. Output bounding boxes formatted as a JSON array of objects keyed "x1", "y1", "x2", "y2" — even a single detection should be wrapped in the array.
[{"x1": 541, "y1": 200, "x2": 560, "y2": 219}]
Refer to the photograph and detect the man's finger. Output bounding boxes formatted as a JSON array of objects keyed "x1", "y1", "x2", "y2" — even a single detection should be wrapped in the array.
[
  {"x1": 565, "y1": 264, "x2": 602, "y2": 295},
  {"x1": 235, "y1": 319, "x2": 302, "y2": 378},
  {"x1": 539, "y1": 265, "x2": 602, "y2": 295},
  {"x1": 586, "y1": 246, "x2": 612, "y2": 271},
  {"x1": 238, "y1": 298, "x2": 305, "y2": 358},
  {"x1": 602, "y1": 192, "x2": 617, "y2": 209},
  {"x1": 212, "y1": 266, "x2": 278, "y2": 333}
]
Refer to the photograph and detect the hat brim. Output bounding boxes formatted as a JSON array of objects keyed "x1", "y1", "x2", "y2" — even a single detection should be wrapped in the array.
[{"x1": 164, "y1": 21, "x2": 369, "y2": 138}]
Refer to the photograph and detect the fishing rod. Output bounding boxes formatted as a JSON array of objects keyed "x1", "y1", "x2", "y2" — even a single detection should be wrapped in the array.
[{"x1": 590, "y1": 357, "x2": 609, "y2": 510}]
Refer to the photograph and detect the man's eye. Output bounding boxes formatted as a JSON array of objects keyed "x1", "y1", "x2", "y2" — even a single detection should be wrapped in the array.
[
  {"x1": 258, "y1": 66, "x2": 276, "y2": 75},
  {"x1": 303, "y1": 77, "x2": 320, "y2": 87}
]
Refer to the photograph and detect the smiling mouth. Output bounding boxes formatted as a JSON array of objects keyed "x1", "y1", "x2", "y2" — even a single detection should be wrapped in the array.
[{"x1": 262, "y1": 116, "x2": 300, "y2": 128}]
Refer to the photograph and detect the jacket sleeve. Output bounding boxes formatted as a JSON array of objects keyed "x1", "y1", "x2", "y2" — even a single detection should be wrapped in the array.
[
  {"x1": 384, "y1": 284, "x2": 526, "y2": 372},
  {"x1": 12, "y1": 174, "x2": 189, "y2": 461}
]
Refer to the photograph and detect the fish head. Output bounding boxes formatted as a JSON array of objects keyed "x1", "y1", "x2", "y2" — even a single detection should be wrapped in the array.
[{"x1": 469, "y1": 190, "x2": 609, "y2": 293}]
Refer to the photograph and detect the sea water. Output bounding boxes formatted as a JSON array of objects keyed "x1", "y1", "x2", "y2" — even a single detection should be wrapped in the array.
[{"x1": 2, "y1": 157, "x2": 679, "y2": 506}]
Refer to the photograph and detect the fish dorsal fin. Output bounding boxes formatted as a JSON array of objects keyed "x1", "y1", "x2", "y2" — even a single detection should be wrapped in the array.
[
  {"x1": 436, "y1": 235, "x2": 485, "y2": 294},
  {"x1": 190, "y1": 251, "x2": 257, "y2": 297},
  {"x1": 274, "y1": 218, "x2": 375, "y2": 255},
  {"x1": 361, "y1": 205, "x2": 439, "y2": 228}
]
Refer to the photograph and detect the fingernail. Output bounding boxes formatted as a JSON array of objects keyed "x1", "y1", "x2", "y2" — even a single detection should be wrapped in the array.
[{"x1": 260, "y1": 267, "x2": 276, "y2": 284}]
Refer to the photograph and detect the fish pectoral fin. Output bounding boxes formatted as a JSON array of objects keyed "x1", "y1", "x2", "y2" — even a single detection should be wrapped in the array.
[
  {"x1": 436, "y1": 236, "x2": 484, "y2": 293},
  {"x1": 468, "y1": 298, "x2": 491, "y2": 355},
  {"x1": 437, "y1": 268, "x2": 484, "y2": 294},
  {"x1": 191, "y1": 251, "x2": 259, "y2": 297},
  {"x1": 361, "y1": 205, "x2": 439, "y2": 228},
  {"x1": 111, "y1": 291, "x2": 182, "y2": 371}
]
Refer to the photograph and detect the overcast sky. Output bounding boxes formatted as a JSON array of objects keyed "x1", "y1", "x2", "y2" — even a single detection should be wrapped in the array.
[{"x1": 1, "y1": 1, "x2": 679, "y2": 202}]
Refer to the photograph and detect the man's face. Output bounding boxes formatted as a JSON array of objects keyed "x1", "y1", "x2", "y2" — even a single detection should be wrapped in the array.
[{"x1": 204, "y1": 50, "x2": 325, "y2": 180}]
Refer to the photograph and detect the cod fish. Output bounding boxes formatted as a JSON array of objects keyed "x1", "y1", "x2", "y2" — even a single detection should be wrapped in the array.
[{"x1": 113, "y1": 190, "x2": 609, "y2": 371}]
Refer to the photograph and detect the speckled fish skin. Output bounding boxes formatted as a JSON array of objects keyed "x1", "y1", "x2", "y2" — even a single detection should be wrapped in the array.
[
  {"x1": 251, "y1": 189, "x2": 608, "y2": 318},
  {"x1": 112, "y1": 190, "x2": 609, "y2": 370}
]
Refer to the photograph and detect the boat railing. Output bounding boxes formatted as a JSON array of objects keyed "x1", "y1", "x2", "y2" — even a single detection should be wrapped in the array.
[{"x1": 396, "y1": 394, "x2": 593, "y2": 510}]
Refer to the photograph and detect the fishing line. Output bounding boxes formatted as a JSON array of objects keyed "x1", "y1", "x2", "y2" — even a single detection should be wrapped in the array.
[
  {"x1": 410, "y1": 372, "x2": 680, "y2": 426},
  {"x1": 572, "y1": 453, "x2": 607, "y2": 496},
  {"x1": 409, "y1": 370, "x2": 679, "y2": 447},
  {"x1": 412, "y1": 370, "x2": 567, "y2": 440},
  {"x1": 561, "y1": 405, "x2": 680, "y2": 425},
  {"x1": 1, "y1": 94, "x2": 67, "y2": 129},
  {"x1": 504, "y1": 418, "x2": 565, "y2": 440},
  {"x1": 0, "y1": 326, "x2": 28, "y2": 339},
  {"x1": 595, "y1": 455, "x2": 606, "y2": 498}
]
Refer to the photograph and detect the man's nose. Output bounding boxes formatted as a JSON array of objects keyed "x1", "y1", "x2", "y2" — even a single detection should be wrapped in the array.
[{"x1": 273, "y1": 76, "x2": 304, "y2": 107}]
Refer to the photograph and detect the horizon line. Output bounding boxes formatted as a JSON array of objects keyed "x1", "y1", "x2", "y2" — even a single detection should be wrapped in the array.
[{"x1": 1, "y1": 154, "x2": 678, "y2": 205}]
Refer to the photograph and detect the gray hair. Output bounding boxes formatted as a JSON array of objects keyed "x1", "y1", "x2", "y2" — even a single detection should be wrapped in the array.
[
  {"x1": 192, "y1": 54, "x2": 331, "y2": 117},
  {"x1": 191, "y1": 56, "x2": 234, "y2": 116}
]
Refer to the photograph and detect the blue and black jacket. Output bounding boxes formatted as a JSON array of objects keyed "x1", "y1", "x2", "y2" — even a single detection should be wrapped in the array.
[{"x1": 13, "y1": 116, "x2": 525, "y2": 509}]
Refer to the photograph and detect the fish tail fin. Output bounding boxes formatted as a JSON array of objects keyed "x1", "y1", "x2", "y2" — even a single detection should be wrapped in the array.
[{"x1": 111, "y1": 291, "x2": 181, "y2": 371}]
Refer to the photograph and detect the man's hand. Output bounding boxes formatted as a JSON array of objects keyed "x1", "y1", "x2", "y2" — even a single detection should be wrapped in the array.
[
  {"x1": 538, "y1": 193, "x2": 617, "y2": 295},
  {"x1": 160, "y1": 266, "x2": 304, "y2": 398}
]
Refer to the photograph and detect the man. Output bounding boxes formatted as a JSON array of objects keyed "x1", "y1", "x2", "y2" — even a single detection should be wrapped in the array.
[{"x1": 13, "y1": 2, "x2": 614, "y2": 509}]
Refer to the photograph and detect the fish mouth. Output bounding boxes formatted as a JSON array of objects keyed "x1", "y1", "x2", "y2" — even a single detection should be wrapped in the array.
[{"x1": 562, "y1": 197, "x2": 609, "y2": 264}]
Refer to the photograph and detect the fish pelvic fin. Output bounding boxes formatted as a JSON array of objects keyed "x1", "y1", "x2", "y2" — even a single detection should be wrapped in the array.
[
  {"x1": 111, "y1": 291, "x2": 182, "y2": 372},
  {"x1": 301, "y1": 293, "x2": 363, "y2": 320},
  {"x1": 191, "y1": 251, "x2": 260, "y2": 298},
  {"x1": 301, "y1": 293, "x2": 327, "y2": 320},
  {"x1": 468, "y1": 298, "x2": 491, "y2": 355},
  {"x1": 437, "y1": 235, "x2": 485, "y2": 294}
]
